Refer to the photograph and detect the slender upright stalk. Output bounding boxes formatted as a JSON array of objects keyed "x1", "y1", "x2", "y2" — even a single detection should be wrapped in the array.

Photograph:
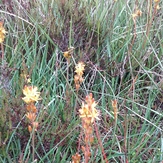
[
  {"x1": 94, "y1": 121, "x2": 109, "y2": 163},
  {"x1": 143, "y1": 0, "x2": 159, "y2": 48},
  {"x1": 74, "y1": 90, "x2": 79, "y2": 116},
  {"x1": 32, "y1": 131, "x2": 35, "y2": 162},
  {"x1": 66, "y1": 59, "x2": 70, "y2": 107},
  {"x1": 1, "y1": 43, "x2": 4, "y2": 63}
]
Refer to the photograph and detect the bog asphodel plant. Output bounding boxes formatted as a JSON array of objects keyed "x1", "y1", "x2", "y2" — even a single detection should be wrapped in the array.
[
  {"x1": 22, "y1": 83, "x2": 41, "y2": 161},
  {"x1": 22, "y1": 85, "x2": 41, "y2": 132},
  {"x1": 79, "y1": 93, "x2": 100, "y2": 123},
  {"x1": 74, "y1": 62, "x2": 85, "y2": 91},
  {"x1": 78, "y1": 93, "x2": 100, "y2": 163}
]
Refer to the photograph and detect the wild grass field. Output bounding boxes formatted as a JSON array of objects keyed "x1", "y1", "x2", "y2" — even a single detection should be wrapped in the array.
[{"x1": 0, "y1": 0, "x2": 163, "y2": 162}]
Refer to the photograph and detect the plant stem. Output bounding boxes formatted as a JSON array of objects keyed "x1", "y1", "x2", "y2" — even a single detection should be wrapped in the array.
[
  {"x1": 32, "y1": 131, "x2": 35, "y2": 162},
  {"x1": 1, "y1": 43, "x2": 4, "y2": 63},
  {"x1": 66, "y1": 59, "x2": 70, "y2": 108},
  {"x1": 94, "y1": 121, "x2": 109, "y2": 163},
  {"x1": 74, "y1": 90, "x2": 78, "y2": 116}
]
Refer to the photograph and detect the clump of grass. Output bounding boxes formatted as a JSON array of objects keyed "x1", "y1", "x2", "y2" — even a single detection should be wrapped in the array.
[{"x1": 0, "y1": 0, "x2": 163, "y2": 162}]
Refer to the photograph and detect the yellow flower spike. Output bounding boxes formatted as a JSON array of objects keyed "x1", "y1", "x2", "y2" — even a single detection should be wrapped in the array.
[
  {"x1": 111, "y1": 99, "x2": 118, "y2": 121},
  {"x1": 79, "y1": 93, "x2": 100, "y2": 123},
  {"x1": 112, "y1": 99, "x2": 117, "y2": 108},
  {"x1": 75, "y1": 62, "x2": 85, "y2": 76},
  {"x1": 22, "y1": 85, "x2": 41, "y2": 104},
  {"x1": 74, "y1": 62, "x2": 85, "y2": 91},
  {"x1": 0, "y1": 21, "x2": 7, "y2": 44}
]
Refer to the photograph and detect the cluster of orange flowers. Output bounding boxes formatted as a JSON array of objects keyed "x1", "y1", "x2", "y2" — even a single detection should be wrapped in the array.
[
  {"x1": 79, "y1": 93, "x2": 100, "y2": 123},
  {"x1": 74, "y1": 62, "x2": 85, "y2": 91},
  {"x1": 79, "y1": 93, "x2": 100, "y2": 162},
  {"x1": 22, "y1": 85, "x2": 41, "y2": 132},
  {"x1": 72, "y1": 93, "x2": 100, "y2": 163},
  {"x1": 0, "y1": 21, "x2": 6, "y2": 44},
  {"x1": 71, "y1": 153, "x2": 81, "y2": 163}
]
